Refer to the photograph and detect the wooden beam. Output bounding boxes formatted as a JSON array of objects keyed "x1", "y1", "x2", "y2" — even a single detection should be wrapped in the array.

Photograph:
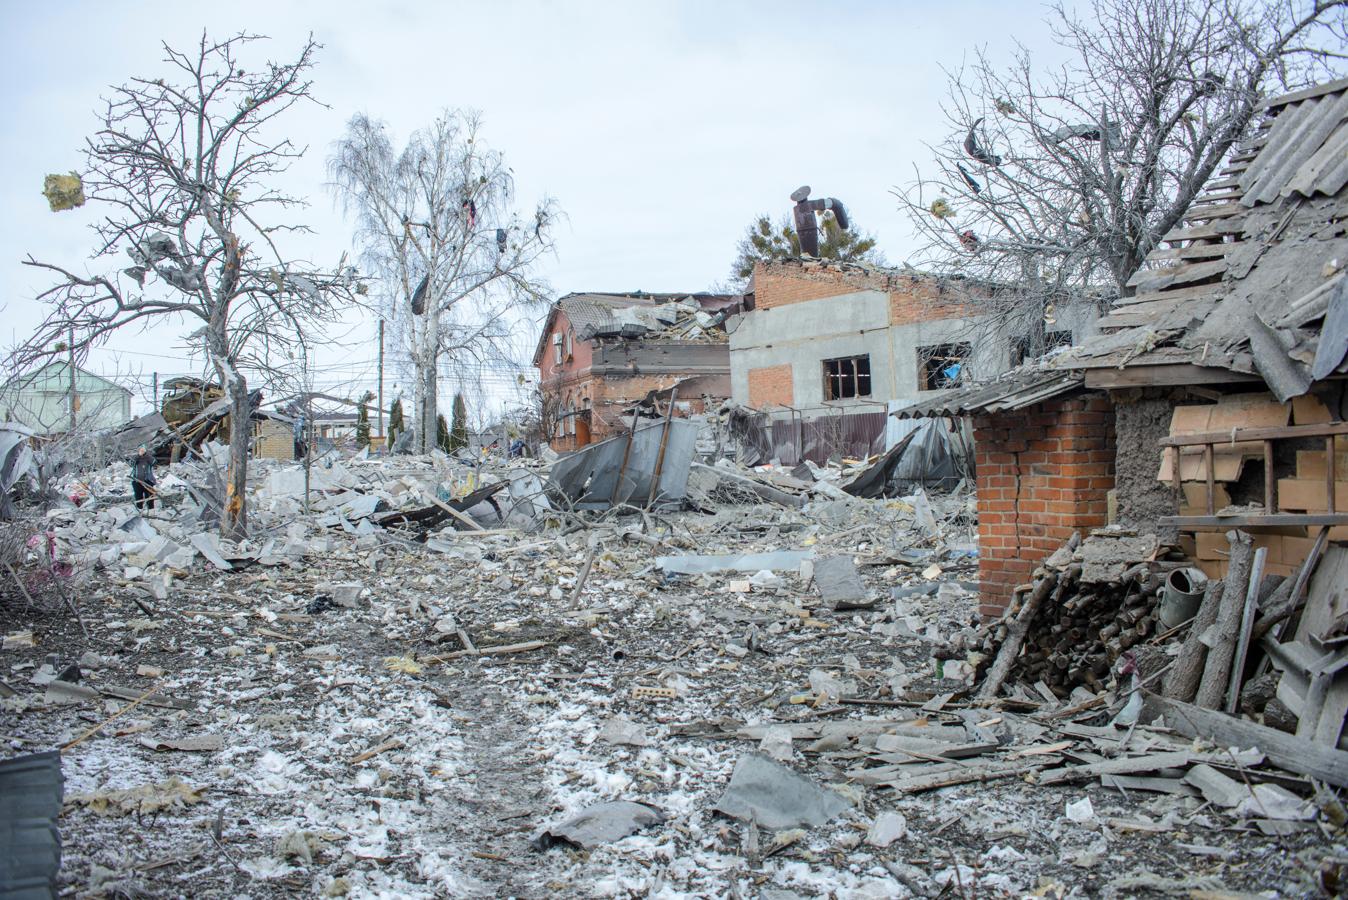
[
  {"x1": 1160, "y1": 421, "x2": 1348, "y2": 447},
  {"x1": 1141, "y1": 692, "x2": 1348, "y2": 787},
  {"x1": 1162, "y1": 513, "x2": 1348, "y2": 529},
  {"x1": 1083, "y1": 365, "x2": 1261, "y2": 389}
]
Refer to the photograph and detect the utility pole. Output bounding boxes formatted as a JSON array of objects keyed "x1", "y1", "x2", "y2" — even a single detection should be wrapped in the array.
[
  {"x1": 377, "y1": 318, "x2": 385, "y2": 440},
  {"x1": 152, "y1": 371, "x2": 159, "y2": 413},
  {"x1": 67, "y1": 326, "x2": 76, "y2": 432}
]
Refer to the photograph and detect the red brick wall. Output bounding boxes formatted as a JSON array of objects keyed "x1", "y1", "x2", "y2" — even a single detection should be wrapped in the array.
[
  {"x1": 751, "y1": 260, "x2": 978, "y2": 323},
  {"x1": 888, "y1": 278, "x2": 974, "y2": 326},
  {"x1": 973, "y1": 394, "x2": 1116, "y2": 618},
  {"x1": 747, "y1": 364, "x2": 794, "y2": 408},
  {"x1": 753, "y1": 262, "x2": 860, "y2": 309}
]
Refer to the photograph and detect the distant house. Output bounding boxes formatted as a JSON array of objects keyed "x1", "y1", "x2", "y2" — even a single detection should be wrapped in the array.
[
  {"x1": 0, "y1": 362, "x2": 132, "y2": 435},
  {"x1": 311, "y1": 409, "x2": 360, "y2": 441},
  {"x1": 533, "y1": 292, "x2": 738, "y2": 451},
  {"x1": 253, "y1": 413, "x2": 297, "y2": 461}
]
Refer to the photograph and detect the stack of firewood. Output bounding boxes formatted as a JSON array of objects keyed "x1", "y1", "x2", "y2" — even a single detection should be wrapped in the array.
[{"x1": 937, "y1": 530, "x2": 1191, "y2": 699}]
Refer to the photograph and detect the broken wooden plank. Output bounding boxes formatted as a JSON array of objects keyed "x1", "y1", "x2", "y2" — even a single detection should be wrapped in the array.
[
  {"x1": 1037, "y1": 750, "x2": 1197, "y2": 785},
  {"x1": 350, "y1": 738, "x2": 403, "y2": 764},
  {"x1": 885, "y1": 757, "x2": 1061, "y2": 794},
  {"x1": 427, "y1": 640, "x2": 549, "y2": 662},
  {"x1": 1227, "y1": 544, "x2": 1265, "y2": 715},
  {"x1": 1141, "y1": 692, "x2": 1348, "y2": 787}
]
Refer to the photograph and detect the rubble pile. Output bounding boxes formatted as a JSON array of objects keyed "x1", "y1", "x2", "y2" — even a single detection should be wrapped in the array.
[
  {"x1": 581, "y1": 296, "x2": 729, "y2": 344},
  {"x1": 0, "y1": 440, "x2": 1345, "y2": 896}
]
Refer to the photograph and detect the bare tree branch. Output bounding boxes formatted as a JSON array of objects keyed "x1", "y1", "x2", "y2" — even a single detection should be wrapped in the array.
[{"x1": 11, "y1": 32, "x2": 358, "y2": 539}]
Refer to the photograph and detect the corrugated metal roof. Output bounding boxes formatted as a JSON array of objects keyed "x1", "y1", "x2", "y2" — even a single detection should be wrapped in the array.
[
  {"x1": 894, "y1": 370, "x2": 1084, "y2": 419},
  {"x1": 0, "y1": 751, "x2": 63, "y2": 896}
]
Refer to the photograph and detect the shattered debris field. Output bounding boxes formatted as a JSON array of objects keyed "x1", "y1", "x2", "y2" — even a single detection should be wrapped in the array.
[{"x1": 1, "y1": 453, "x2": 1342, "y2": 898}]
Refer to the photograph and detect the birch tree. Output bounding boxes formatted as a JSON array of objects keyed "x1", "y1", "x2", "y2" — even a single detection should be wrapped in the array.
[
  {"x1": 329, "y1": 111, "x2": 559, "y2": 454},
  {"x1": 15, "y1": 33, "x2": 357, "y2": 539},
  {"x1": 895, "y1": 0, "x2": 1348, "y2": 348}
]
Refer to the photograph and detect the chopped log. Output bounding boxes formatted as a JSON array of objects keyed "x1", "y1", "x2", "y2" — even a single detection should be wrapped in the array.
[
  {"x1": 1195, "y1": 532, "x2": 1255, "y2": 709},
  {"x1": 1141, "y1": 692, "x2": 1348, "y2": 787},
  {"x1": 1225, "y1": 547, "x2": 1267, "y2": 715},
  {"x1": 1162, "y1": 579, "x2": 1223, "y2": 703},
  {"x1": 977, "y1": 572, "x2": 1057, "y2": 700}
]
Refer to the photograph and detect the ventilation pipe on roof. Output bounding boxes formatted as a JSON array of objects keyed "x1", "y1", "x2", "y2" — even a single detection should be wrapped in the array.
[{"x1": 790, "y1": 186, "x2": 850, "y2": 257}]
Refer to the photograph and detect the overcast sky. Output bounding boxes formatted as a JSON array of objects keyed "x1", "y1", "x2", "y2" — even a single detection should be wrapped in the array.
[{"x1": 0, "y1": 1, "x2": 1064, "y2": 421}]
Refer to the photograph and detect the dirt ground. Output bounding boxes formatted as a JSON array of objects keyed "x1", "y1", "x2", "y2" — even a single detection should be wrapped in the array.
[{"x1": 2, "y1": 494, "x2": 1343, "y2": 898}]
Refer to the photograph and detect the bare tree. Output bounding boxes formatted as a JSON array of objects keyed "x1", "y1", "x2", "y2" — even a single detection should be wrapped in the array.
[
  {"x1": 329, "y1": 110, "x2": 559, "y2": 455},
  {"x1": 14, "y1": 33, "x2": 358, "y2": 539},
  {"x1": 895, "y1": 0, "x2": 1348, "y2": 345}
]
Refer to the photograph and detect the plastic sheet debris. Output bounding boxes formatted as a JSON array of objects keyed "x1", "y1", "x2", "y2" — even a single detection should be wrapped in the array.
[
  {"x1": 656, "y1": 550, "x2": 812, "y2": 576},
  {"x1": 712, "y1": 754, "x2": 852, "y2": 829},
  {"x1": 843, "y1": 419, "x2": 970, "y2": 499},
  {"x1": 1065, "y1": 796, "x2": 1097, "y2": 825},
  {"x1": 42, "y1": 172, "x2": 85, "y2": 211},
  {"x1": 596, "y1": 716, "x2": 652, "y2": 747},
  {"x1": 0, "y1": 424, "x2": 36, "y2": 519},
  {"x1": 532, "y1": 801, "x2": 665, "y2": 850},
  {"x1": 866, "y1": 811, "x2": 907, "y2": 848}
]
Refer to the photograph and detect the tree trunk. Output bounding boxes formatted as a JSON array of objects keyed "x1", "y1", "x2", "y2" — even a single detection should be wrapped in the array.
[
  {"x1": 1195, "y1": 532, "x2": 1255, "y2": 709},
  {"x1": 413, "y1": 306, "x2": 439, "y2": 454},
  {"x1": 222, "y1": 374, "x2": 250, "y2": 540},
  {"x1": 1162, "y1": 579, "x2": 1223, "y2": 703}
]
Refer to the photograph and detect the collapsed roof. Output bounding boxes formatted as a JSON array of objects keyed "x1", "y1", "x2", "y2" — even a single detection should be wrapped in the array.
[
  {"x1": 899, "y1": 76, "x2": 1348, "y2": 418},
  {"x1": 532, "y1": 292, "x2": 738, "y2": 366},
  {"x1": 1057, "y1": 76, "x2": 1348, "y2": 400}
]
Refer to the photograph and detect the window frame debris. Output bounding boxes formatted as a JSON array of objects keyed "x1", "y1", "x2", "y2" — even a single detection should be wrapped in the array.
[{"x1": 918, "y1": 343, "x2": 972, "y2": 391}]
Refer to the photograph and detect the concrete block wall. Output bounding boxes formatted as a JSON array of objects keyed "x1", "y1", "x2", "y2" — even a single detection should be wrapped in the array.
[{"x1": 972, "y1": 394, "x2": 1116, "y2": 617}]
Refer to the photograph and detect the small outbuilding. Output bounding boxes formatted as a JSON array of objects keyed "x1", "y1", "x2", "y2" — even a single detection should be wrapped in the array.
[{"x1": 899, "y1": 77, "x2": 1348, "y2": 618}]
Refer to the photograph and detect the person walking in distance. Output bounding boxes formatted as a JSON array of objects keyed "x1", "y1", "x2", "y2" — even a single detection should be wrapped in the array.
[{"x1": 130, "y1": 444, "x2": 157, "y2": 512}]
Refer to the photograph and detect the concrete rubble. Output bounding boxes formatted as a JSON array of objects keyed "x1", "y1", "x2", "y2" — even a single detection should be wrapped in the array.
[{"x1": 0, "y1": 440, "x2": 1344, "y2": 897}]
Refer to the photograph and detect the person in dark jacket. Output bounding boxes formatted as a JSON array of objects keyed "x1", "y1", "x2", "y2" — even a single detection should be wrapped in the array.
[{"x1": 130, "y1": 444, "x2": 157, "y2": 511}]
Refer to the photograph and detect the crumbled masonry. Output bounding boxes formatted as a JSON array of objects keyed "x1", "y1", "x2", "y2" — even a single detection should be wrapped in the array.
[{"x1": 1, "y1": 440, "x2": 1345, "y2": 898}]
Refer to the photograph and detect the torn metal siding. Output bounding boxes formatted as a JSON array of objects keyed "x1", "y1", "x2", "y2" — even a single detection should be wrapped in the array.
[
  {"x1": 547, "y1": 418, "x2": 699, "y2": 508},
  {"x1": 0, "y1": 751, "x2": 62, "y2": 898}
]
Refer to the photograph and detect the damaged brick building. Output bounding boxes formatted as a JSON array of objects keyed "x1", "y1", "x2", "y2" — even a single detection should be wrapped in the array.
[
  {"x1": 728, "y1": 258, "x2": 1099, "y2": 463},
  {"x1": 533, "y1": 292, "x2": 738, "y2": 451}
]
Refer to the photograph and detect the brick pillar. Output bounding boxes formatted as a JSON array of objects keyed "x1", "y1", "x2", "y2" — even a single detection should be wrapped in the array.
[{"x1": 972, "y1": 394, "x2": 1116, "y2": 618}]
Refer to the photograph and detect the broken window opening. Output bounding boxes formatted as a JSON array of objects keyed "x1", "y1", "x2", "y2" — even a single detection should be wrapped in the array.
[
  {"x1": 822, "y1": 355, "x2": 872, "y2": 400},
  {"x1": 1009, "y1": 330, "x2": 1073, "y2": 367},
  {"x1": 918, "y1": 343, "x2": 971, "y2": 391}
]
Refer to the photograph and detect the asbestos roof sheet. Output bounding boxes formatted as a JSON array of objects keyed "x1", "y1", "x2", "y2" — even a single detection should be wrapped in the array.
[
  {"x1": 893, "y1": 370, "x2": 1084, "y2": 419},
  {"x1": 1058, "y1": 79, "x2": 1348, "y2": 396}
]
